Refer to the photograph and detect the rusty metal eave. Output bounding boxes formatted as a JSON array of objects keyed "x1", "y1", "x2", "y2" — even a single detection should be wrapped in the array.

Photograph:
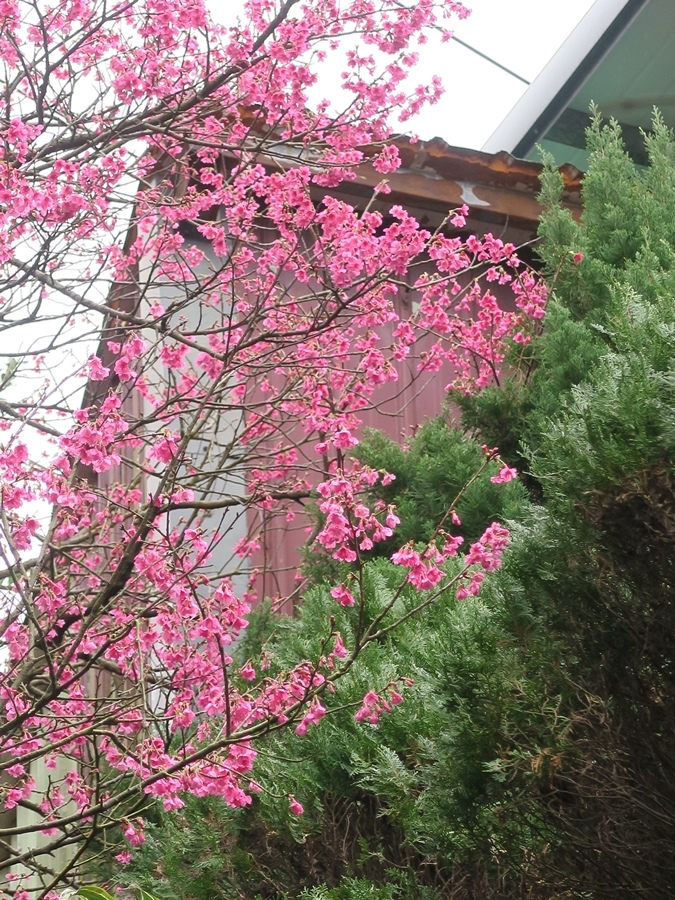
[
  {"x1": 349, "y1": 136, "x2": 583, "y2": 237},
  {"x1": 170, "y1": 126, "x2": 583, "y2": 241}
]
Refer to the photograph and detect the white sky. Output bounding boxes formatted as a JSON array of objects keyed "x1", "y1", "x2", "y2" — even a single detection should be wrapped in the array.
[
  {"x1": 216, "y1": 0, "x2": 600, "y2": 149},
  {"x1": 218, "y1": 0, "x2": 599, "y2": 149},
  {"x1": 404, "y1": 0, "x2": 598, "y2": 148}
]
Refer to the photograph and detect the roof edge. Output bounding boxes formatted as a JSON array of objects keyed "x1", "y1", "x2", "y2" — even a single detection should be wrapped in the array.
[{"x1": 481, "y1": 0, "x2": 651, "y2": 157}]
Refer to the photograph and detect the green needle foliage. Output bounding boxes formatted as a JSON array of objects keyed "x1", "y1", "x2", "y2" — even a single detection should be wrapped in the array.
[
  {"x1": 458, "y1": 111, "x2": 675, "y2": 897},
  {"x1": 116, "y1": 557, "x2": 563, "y2": 899},
  {"x1": 113, "y1": 114, "x2": 675, "y2": 900},
  {"x1": 353, "y1": 418, "x2": 529, "y2": 548}
]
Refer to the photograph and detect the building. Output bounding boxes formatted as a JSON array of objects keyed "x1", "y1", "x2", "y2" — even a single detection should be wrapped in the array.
[
  {"x1": 483, "y1": 0, "x2": 675, "y2": 170},
  {"x1": 82, "y1": 135, "x2": 583, "y2": 604}
]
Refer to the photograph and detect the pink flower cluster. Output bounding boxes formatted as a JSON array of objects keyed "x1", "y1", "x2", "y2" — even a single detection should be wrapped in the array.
[
  {"x1": 295, "y1": 699, "x2": 327, "y2": 736},
  {"x1": 0, "y1": 0, "x2": 549, "y2": 885},
  {"x1": 456, "y1": 523, "x2": 510, "y2": 600},
  {"x1": 391, "y1": 531, "x2": 465, "y2": 590},
  {"x1": 490, "y1": 465, "x2": 518, "y2": 484},
  {"x1": 354, "y1": 685, "x2": 404, "y2": 724},
  {"x1": 316, "y1": 467, "x2": 400, "y2": 564}
]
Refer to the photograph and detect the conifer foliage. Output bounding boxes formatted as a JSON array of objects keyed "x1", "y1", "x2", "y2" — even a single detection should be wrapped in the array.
[
  {"x1": 117, "y1": 116, "x2": 675, "y2": 900},
  {"x1": 499, "y1": 114, "x2": 675, "y2": 898}
]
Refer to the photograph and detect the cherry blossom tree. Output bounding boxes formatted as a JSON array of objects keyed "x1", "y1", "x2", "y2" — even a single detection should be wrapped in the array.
[{"x1": 0, "y1": 0, "x2": 547, "y2": 894}]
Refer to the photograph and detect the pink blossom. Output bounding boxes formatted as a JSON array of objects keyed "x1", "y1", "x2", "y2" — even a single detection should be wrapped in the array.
[
  {"x1": 355, "y1": 690, "x2": 384, "y2": 724},
  {"x1": 295, "y1": 700, "x2": 327, "y2": 735},
  {"x1": 490, "y1": 465, "x2": 518, "y2": 484},
  {"x1": 87, "y1": 356, "x2": 110, "y2": 381},
  {"x1": 148, "y1": 433, "x2": 180, "y2": 463},
  {"x1": 240, "y1": 662, "x2": 257, "y2": 682},
  {"x1": 0, "y1": 0, "x2": 548, "y2": 880},
  {"x1": 333, "y1": 429, "x2": 359, "y2": 450},
  {"x1": 330, "y1": 584, "x2": 356, "y2": 607},
  {"x1": 332, "y1": 634, "x2": 348, "y2": 659},
  {"x1": 11, "y1": 517, "x2": 40, "y2": 550},
  {"x1": 289, "y1": 795, "x2": 304, "y2": 816},
  {"x1": 160, "y1": 343, "x2": 188, "y2": 370},
  {"x1": 441, "y1": 534, "x2": 464, "y2": 557},
  {"x1": 114, "y1": 357, "x2": 135, "y2": 381},
  {"x1": 450, "y1": 204, "x2": 469, "y2": 228},
  {"x1": 122, "y1": 819, "x2": 145, "y2": 847}
]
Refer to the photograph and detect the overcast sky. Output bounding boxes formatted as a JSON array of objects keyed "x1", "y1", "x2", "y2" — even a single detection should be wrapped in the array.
[
  {"x1": 220, "y1": 0, "x2": 598, "y2": 150},
  {"x1": 399, "y1": 0, "x2": 598, "y2": 148}
]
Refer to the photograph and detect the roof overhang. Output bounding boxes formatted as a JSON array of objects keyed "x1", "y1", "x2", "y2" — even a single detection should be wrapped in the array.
[
  {"x1": 219, "y1": 136, "x2": 583, "y2": 245},
  {"x1": 481, "y1": 0, "x2": 652, "y2": 158}
]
